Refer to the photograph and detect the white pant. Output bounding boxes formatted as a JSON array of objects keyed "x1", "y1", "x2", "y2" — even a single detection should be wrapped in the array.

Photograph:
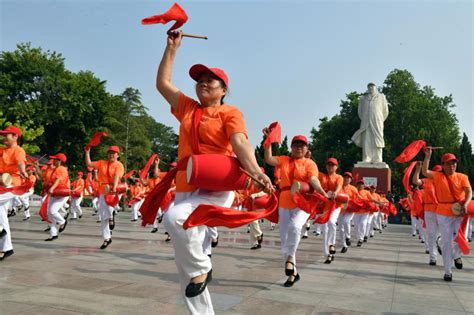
[
  {"x1": 47, "y1": 196, "x2": 68, "y2": 237},
  {"x1": 16, "y1": 191, "x2": 33, "y2": 218},
  {"x1": 0, "y1": 197, "x2": 14, "y2": 252},
  {"x1": 411, "y1": 216, "x2": 418, "y2": 235},
  {"x1": 424, "y1": 211, "x2": 439, "y2": 262},
  {"x1": 353, "y1": 213, "x2": 369, "y2": 241},
  {"x1": 467, "y1": 217, "x2": 473, "y2": 239},
  {"x1": 338, "y1": 212, "x2": 354, "y2": 247},
  {"x1": 249, "y1": 219, "x2": 262, "y2": 245},
  {"x1": 71, "y1": 196, "x2": 83, "y2": 218},
  {"x1": 203, "y1": 227, "x2": 218, "y2": 256},
  {"x1": 322, "y1": 207, "x2": 341, "y2": 255},
  {"x1": 279, "y1": 207, "x2": 310, "y2": 264},
  {"x1": 163, "y1": 190, "x2": 234, "y2": 315},
  {"x1": 131, "y1": 199, "x2": 143, "y2": 221},
  {"x1": 365, "y1": 213, "x2": 375, "y2": 237},
  {"x1": 98, "y1": 195, "x2": 115, "y2": 240},
  {"x1": 437, "y1": 214, "x2": 462, "y2": 275}
]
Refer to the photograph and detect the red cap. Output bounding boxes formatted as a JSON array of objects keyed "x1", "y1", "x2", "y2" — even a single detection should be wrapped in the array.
[
  {"x1": 77, "y1": 171, "x2": 84, "y2": 176},
  {"x1": 189, "y1": 64, "x2": 229, "y2": 87},
  {"x1": 441, "y1": 153, "x2": 458, "y2": 164},
  {"x1": 291, "y1": 135, "x2": 308, "y2": 146},
  {"x1": 326, "y1": 157, "x2": 339, "y2": 166},
  {"x1": 169, "y1": 162, "x2": 178, "y2": 168},
  {"x1": 432, "y1": 165, "x2": 442, "y2": 172},
  {"x1": 49, "y1": 153, "x2": 67, "y2": 163},
  {"x1": 356, "y1": 179, "x2": 365, "y2": 185},
  {"x1": 108, "y1": 146, "x2": 120, "y2": 154},
  {"x1": 343, "y1": 172, "x2": 353, "y2": 178},
  {"x1": 0, "y1": 125, "x2": 22, "y2": 137},
  {"x1": 369, "y1": 185, "x2": 376, "y2": 190}
]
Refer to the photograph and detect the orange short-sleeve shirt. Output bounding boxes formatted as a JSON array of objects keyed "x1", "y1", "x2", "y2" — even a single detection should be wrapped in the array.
[
  {"x1": 50, "y1": 166, "x2": 70, "y2": 189},
  {"x1": 72, "y1": 178, "x2": 85, "y2": 193},
  {"x1": 277, "y1": 156, "x2": 319, "y2": 209},
  {"x1": 319, "y1": 173, "x2": 343, "y2": 193},
  {"x1": 0, "y1": 144, "x2": 26, "y2": 186},
  {"x1": 432, "y1": 171, "x2": 471, "y2": 217},
  {"x1": 172, "y1": 93, "x2": 248, "y2": 192},
  {"x1": 421, "y1": 178, "x2": 437, "y2": 212},
  {"x1": 91, "y1": 160, "x2": 125, "y2": 194},
  {"x1": 341, "y1": 184, "x2": 358, "y2": 200},
  {"x1": 357, "y1": 189, "x2": 373, "y2": 213}
]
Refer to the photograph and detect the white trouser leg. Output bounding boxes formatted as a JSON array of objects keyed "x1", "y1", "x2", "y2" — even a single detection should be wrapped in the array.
[
  {"x1": 203, "y1": 227, "x2": 218, "y2": 256},
  {"x1": 0, "y1": 199, "x2": 14, "y2": 252},
  {"x1": 72, "y1": 197, "x2": 83, "y2": 218},
  {"x1": 424, "y1": 211, "x2": 439, "y2": 262},
  {"x1": 20, "y1": 192, "x2": 32, "y2": 218},
  {"x1": 279, "y1": 207, "x2": 310, "y2": 264},
  {"x1": 437, "y1": 214, "x2": 462, "y2": 275},
  {"x1": 328, "y1": 208, "x2": 341, "y2": 247},
  {"x1": 365, "y1": 213, "x2": 374, "y2": 237},
  {"x1": 47, "y1": 196, "x2": 68, "y2": 237},
  {"x1": 411, "y1": 216, "x2": 418, "y2": 235},
  {"x1": 249, "y1": 220, "x2": 262, "y2": 245},
  {"x1": 467, "y1": 218, "x2": 473, "y2": 239},
  {"x1": 153, "y1": 209, "x2": 162, "y2": 229},
  {"x1": 342, "y1": 212, "x2": 354, "y2": 241},
  {"x1": 131, "y1": 202, "x2": 140, "y2": 220},
  {"x1": 98, "y1": 195, "x2": 114, "y2": 240},
  {"x1": 355, "y1": 213, "x2": 369, "y2": 241},
  {"x1": 92, "y1": 197, "x2": 99, "y2": 212},
  {"x1": 163, "y1": 190, "x2": 234, "y2": 315}
]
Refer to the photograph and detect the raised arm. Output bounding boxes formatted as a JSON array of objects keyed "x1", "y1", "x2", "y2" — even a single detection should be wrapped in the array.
[
  {"x1": 84, "y1": 147, "x2": 94, "y2": 168},
  {"x1": 156, "y1": 31, "x2": 182, "y2": 110},
  {"x1": 262, "y1": 128, "x2": 279, "y2": 167},
  {"x1": 421, "y1": 148, "x2": 433, "y2": 179},
  {"x1": 412, "y1": 161, "x2": 423, "y2": 186}
]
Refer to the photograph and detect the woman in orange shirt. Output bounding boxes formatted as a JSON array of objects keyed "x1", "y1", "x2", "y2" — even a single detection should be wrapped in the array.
[
  {"x1": 264, "y1": 134, "x2": 326, "y2": 287},
  {"x1": 156, "y1": 31, "x2": 273, "y2": 313},
  {"x1": 45, "y1": 153, "x2": 70, "y2": 241},
  {"x1": 422, "y1": 149, "x2": 472, "y2": 281},
  {"x1": 85, "y1": 145, "x2": 125, "y2": 249},
  {"x1": 337, "y1": 172, "x2": 359, "y2": 253},
  {"x1": 0, "y1": 126, "x2": 27, "y2": 261}
]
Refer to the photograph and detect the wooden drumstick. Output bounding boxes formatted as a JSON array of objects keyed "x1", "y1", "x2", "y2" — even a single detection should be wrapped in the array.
[
  {"x1": 427, "y1": 146, "x2": 444, "y2": 150},
  {"x1": 239, "y1": 167, "x2": 275, "y2": 194},
  {"x1": 182, "y1": 33, "x2": 208, "y2": 40}
]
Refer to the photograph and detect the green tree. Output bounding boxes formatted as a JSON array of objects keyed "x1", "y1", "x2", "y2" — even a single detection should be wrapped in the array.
[{"x1": 458, "y1": 133, "x2": 473, "y2": 180}]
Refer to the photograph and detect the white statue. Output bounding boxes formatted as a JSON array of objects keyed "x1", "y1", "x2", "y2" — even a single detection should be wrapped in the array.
[{"x1": 351, "y1": 83, "x2": 389, "y2": 164}]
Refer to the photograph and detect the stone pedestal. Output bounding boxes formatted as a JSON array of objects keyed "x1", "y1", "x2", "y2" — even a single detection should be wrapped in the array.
[{"x1": 352, "y1": 162, "x2": 391, "y2": 193}]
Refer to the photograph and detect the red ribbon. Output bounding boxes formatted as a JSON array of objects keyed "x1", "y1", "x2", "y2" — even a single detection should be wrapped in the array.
[
  {"x1": 139, "y1": 154, "x2": 158, "y2": 180},
  {"x1": 394, "y1": 140, "x2": 426, "y2": 163},
  {"x1": 85, "y1": 132, "x2": 108, "y2": 150},
  {"x1": 262, "y1": 122, "x2": 282, "y2": 149},
  {"x1": 403, "y1": 161, "x2": 417, "y2": 194}
]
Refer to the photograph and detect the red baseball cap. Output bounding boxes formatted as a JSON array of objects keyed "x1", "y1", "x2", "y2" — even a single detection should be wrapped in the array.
[
  {"x1": 291, "y1": 135, "x2": 308, "y2": 146},
  {"x1": 326, "y1": 157, "x2": 339, "y2": 166},
  {"x1": 189, "y1": 64, "x2": 229, "y2": 87},
  {"x1": 441, "y1": 153, "x2": 458, "y2": 164},
  {"x1": 108, "y1": 146, "x2": 120, "y2": 154},
  {"x1": 343, "y1": 172, "x2": 353, "y2": 178},
  {"x1": 432, "y1": 165, "x2": 442, "y2": 172},
  {"x1": 0, "y1": 125, "x2": 22, "y2": 137},
  {"x1": 49, "y1": 153, "x2": 67, "y2": 163},
  {"x1": 356, "y1": 179, "x2": 365, "y2": 185}
]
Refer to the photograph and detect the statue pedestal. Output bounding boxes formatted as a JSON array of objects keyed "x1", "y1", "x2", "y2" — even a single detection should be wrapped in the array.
[{"x1": 353, "y1": 162, "x2": 391, "y2": 193}]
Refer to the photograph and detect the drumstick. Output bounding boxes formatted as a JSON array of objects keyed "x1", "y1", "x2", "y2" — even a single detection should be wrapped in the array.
[
  {"x1": 427, "y1": 146, "x2": 444, "y2": 150},
  {"x1": 239, "y1": 167, "x2": 270, "y2": 192},
  {"x1": 182, "y1": 33, "x2": 208, "y2": 40}
]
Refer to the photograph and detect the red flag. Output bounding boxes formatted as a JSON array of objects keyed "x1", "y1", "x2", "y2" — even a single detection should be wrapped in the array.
[
  {"x1": 139, "y1": 154, "x2": 158, "y2": 180},
  {"x1": 141, "y1": 3, "x2": 188, "y2": 33},
  {"x1": 124, "y1": 170, "x2": 136, "y2": 179},
  {"x1": 455, "y1": 215, "x2": 470, "y2": 255},
  {"x1": 183, "y1": 193, "x2": 279, "y2": 229},
  {"x1": 39, "y1": 195, "x2": 51, "y2": 222},
  {"x1": 85, "y1": 132, "x2": 108, "y2": 150},
  {"x1": 394, "y1": 140, "x2": 426, "y2": 163},
  {"x1": 262, "y1": 122, "x2": 282, "y2": 149},
  {"x1": 403, "y1": 161, "x2": 417, "y2": 194}
]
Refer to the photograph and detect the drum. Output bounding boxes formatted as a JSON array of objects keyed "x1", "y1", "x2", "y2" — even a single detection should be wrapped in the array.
[
  {"x1": 50, "y1": 187, "x2": 70, "y2": 197},
  {"x1": 452, "y1": 201, "x2": 474, "y2": 216},
  {"x1": 335, "y1": 193, "x2": 349, "y2": 204},
  {"x1": 290, "y1": 181, "x2": 314, "y2": 195},
  {"x1": 187, "y1": 154, "x2": 250, "y2": 191},
  {"x1": 0, "y1": 173, "x2": 13, "y2": 188},
  {"x1": 105, "y1": 182, "x2": 127, "y2": 193}
]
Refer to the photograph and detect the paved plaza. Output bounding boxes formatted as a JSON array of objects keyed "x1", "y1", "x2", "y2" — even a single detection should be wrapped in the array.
[{"x1": 1, "y1": 207, "x2": 473, "y2": 315}]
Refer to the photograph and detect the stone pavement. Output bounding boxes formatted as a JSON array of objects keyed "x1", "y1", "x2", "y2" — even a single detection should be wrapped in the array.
[{"x1": 1, "y1": 207, "x2": 473, "y2": 315}]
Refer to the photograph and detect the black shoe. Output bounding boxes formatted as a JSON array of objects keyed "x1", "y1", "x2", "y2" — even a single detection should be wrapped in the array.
[
  {"x1": 131, "y1": 219, "x2": 137, "y2": 222},
  {"x1": 363, "y1": 236, "x2": 368, "y2": 242},
  {"x1": 23, "y1": 217, "x2": 30, "y2": 221},
  {"x1": 165, "y1": 235, "x2": 171, "y2": 242},
  {"x1": 421, "y1": 240, "x2": 425, "y2": 244},
  {"x1": 369, "y1": 234, "x2": 374, "y2": 238},
  {"x1": 0, "y1": 250, "x2": 14, "y2": 261},
  {"x1": 185, "y1": 269, "x2": 212, "y2": 298},
  {"x1": 157, "y1": 214, "x2": 163, "y2": 223},
  {"x1": 302, "y1": 235, "x2": 308, "y2": 239},
  {"x1": 283, "y1": 273, "x2": 300, "y2": 287},
  {"x1": 306, "y1": 225, "x2": 310, "y2": 231},
  {"x1": 211, "y1": 236, "x2": 219, "y2": 248},
  {"x1": 346, "y1": 238, "x2": 351, "y2": 246},
  {"x1": 45, "y1": 236, "x2": 58, "y2": 241},
  {"x1": 429, "y1": 260, "x2": 436, "y2": 266},
  {"x1": 357, "y1": 240, "x2": 363, "y2": 247},
  {"x1": 207, "y1": 254, "x2": 212, "y2": 258},
  {"x1": 379, "y1": 230, "x2": 382, "y2": 234},
  {"x1": 79, "y1": 215, "x2": 82, "y2": 219},
  {"x1": 44, "y1": 227, "x2": 51, "y2": 232},
  {"x1": 100, "y1": 239, "x2": 112, "y2": 249},
  {"x1": 257, "y1": 233, "x2": 264, "y2": 245},
  {"x1": 59, "y1": 219, "x2": 68, "y2": 233},
  {"x1": 425, "y1": 250, "x2": 430, "y2": 254},
  {"x1": 412, "y1": 234, "x2": 416, "y2": 237},
  {"x1": 109, "y1": 218, "x2": 115, "y2": 231},
  {"x1": 436, "y1": 236, "x2": 443, "y2": 255},
  {"x1": 443, "y1": 274, "x2": 452, "y2": 282},
  {"x1": 151, "y1": 228, "x2": 158, "y2": 233},
  {"x1": 315, "y1": 232, "x2": 321, "y2": 236},
  {"x1": 324, "y1": 255, "x2": 332, "y2": 264},
  {"x1": 341, "y1": 247, "x2": 348, "y2": 253},
  {"x1": 454, "y1": 258, "x2": 463, "y2": 270},
  {"x1": 250, "y1": 244, "x2": 261, "y2": 250},
  {"x1": 285, "y1": 261, "x2": 295, "y2": 276},
  {"x1": 0, "y1": 229, "x2": 7, "y2": 238},
  {"x1": 164, "y1": 231, "x2": 169, "y2": 235},
  {"x1": 329, "y1": 245, "x2": 336, "y2": 255}
]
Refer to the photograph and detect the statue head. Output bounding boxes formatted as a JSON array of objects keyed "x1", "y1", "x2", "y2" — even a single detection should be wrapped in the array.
[{"x1": 367, "y1": 83, "x2": 377, "y2": 95}]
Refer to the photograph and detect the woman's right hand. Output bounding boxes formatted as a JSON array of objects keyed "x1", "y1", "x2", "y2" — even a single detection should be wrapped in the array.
[{"x1": 167, "y1": 30, "x2": 183, "y2": 49}]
